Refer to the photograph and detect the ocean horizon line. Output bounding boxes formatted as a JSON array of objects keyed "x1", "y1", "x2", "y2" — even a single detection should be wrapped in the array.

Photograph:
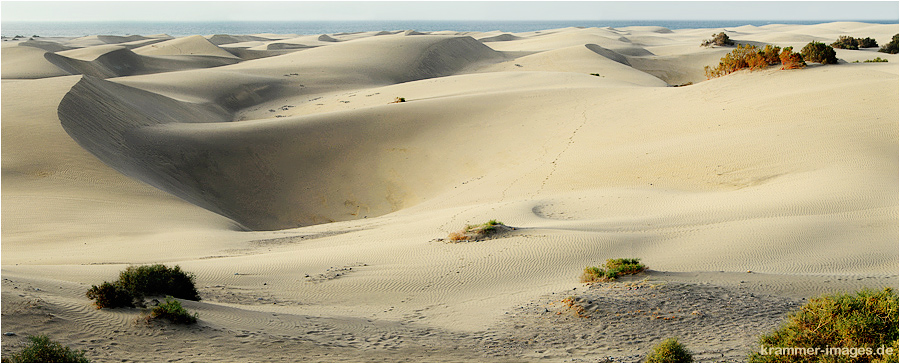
[{"x1": 3, "y1": 19, "x2": 898, "y2": 37}]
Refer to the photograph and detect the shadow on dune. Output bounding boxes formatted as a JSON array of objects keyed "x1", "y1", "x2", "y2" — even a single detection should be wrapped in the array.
[
  {"x1": 44, "y1": 48, "x2": 242, "y2": 78},
  {"x1": 57, "y1": 36, "x2": 506, "y2": 230}
]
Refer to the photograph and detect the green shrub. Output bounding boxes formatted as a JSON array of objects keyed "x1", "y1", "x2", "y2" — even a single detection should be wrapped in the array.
[
  {"x1": 701, "y1": 32, "x2": 735, "y2": 47},
  {"x1": 2, "y1": 335, "x2": 89, "y2": 363},
  {"x1": 581, "y1": 258, "x2": 647, "y2": 282},
  {"x1": 149, "y1": 296, "x2": 198, "y2": 325},
  {"x1": 801, "y1": 41, "x2": 838, "y2": 64},
  {"x1": 646, "y1": 337, "x2": 694, "y2": 363},
  {"x1": 759, "y1": 44, "x2": 782, "y2": 65},
  {"x1": 748, "y1": 287, "x2": 899, "y2": 362},
  {"x1": 857, "y1": 37, "x2": 879, "y2": 48},
  {"x1": 879, "y1": 34, "x2": 899, "y2": 54},
  {"x1": 864, "y1": 57, "x2": 889, "y2": 63},
  {"x1": 85, "y1": 281, "x2": 135, "y2": 309},
  {"x1": 831, "y1": 35, "x2": 859, "y2": 50},
  {"x1": 117, "y1": 264, "x2": 200, "y2": 301},
  {"x1": 86, "y1": 264, "x2": 200, "y2": 309}
]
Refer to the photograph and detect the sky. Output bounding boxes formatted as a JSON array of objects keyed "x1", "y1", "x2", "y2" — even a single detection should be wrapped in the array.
[{"x1": 2, "y1": 1, "x2": 898, "y2": 22}]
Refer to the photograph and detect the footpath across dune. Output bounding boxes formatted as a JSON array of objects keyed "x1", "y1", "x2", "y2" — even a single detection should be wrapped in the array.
[{"x1": 2, "y1": 22, "x2": 898, "y2": 362}]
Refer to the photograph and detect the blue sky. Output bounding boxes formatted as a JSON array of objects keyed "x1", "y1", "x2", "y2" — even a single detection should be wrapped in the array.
[{"x1": 2, "y1": 1, "x2": 898, "y2": 22}]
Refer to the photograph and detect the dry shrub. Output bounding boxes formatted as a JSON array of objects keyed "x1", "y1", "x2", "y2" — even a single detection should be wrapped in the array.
[
  {"x1": 705, "y1": 44, "x2": 805, "y2": 78},
  {"x1": 446, "y1": 220, "x2": 507, "y2": 242},
  {"x1": 779, "y1": 46, "x2": 806, "y2": 70},
  {"x1": 701, "y1": 32, "x2": 735, "y2": 47}
]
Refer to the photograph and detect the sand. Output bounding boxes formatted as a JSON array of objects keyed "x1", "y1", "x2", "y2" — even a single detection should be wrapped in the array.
[{"x1": 2, "y1": 22, "x2": 898, "y2": 362}]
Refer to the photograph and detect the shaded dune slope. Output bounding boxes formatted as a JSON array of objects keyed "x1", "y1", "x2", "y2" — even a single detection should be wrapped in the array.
[
  {"x1": 227, "y1": 35, "x2": 504, "y2": 84},
  {"x1": 44, "y1": 45, "x2": 242, "y2": 79},
  {"x1": 57, "y1": 36, "x2": 507, "y2": 230}
]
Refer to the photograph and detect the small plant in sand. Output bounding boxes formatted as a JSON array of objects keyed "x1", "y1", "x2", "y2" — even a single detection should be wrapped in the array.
[
  {"x1": 879, "y1": 34, "x2": 899, "y2": 54},
  {"x1": 86, "y1": 264, "x2": 200, "y2": 309},
  {"x1": 147, "y1": 296, "x2": 198, "y2": 325},
  {"x1": 646, "y1": 337, "x2": 694, "y2": 363},
  {"x1": 448, "y1": 219, "x2": 508, "y2": 242},
  {"x1": 831, "y1": 35, "x2": 859, "y2": 50},
  {"x1": 700, "y1": 32, "x2": 735, "y2": 47},
  {"x1": 580, "y1": 258, "x2": 646, "y2": 283},
  {"x1": 390, "y1": 97, "x2": 406, "y2": 103},
  {"x1": 748, "y1": 287, "x2": 898, "y2": 362},
  {"x1": 800, "y1": 41, "x2": 838, "y2": 64},
  {"x1": 864, "y1": 57, "x2": 890, "y2": 63},
  {"x1": 2, "y1": 335, "x2": 89, "y2": 363}
]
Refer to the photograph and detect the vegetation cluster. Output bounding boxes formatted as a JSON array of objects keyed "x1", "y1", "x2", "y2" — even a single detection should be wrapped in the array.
[
  {"x1": 701, "y1": 32, "x2": 735, "y2": 47},
  {"x1": 879, "y1": 34, "x2": 899, "y2": 54},
  {"x1": 580, "y1": 258, "x2": 647, "y2": 283},
  {"x1": 85, "y1": 264, "x2": 200, "y2": 309},
  {"x1": 800, "y1": 41, "x2": 838, "y2": 64},
  {"x1": 645, "y1": 337, "x2": 694, "y2": 363},
  {"x1": 448, "y1": 219, "x2": 507, "y2": 242},
  {"x1": 854, "y1": 57, "x2": 889, "y2": 63},
  {"x1": 148, "y1": 296, "x2": 199, "y2": 324},
  {"x1": 749, "y1": 287, "x2": 899, "y2": 362},
  {"x1": 1, "y1": 335, "x2": 89, "y2": 363},
  {"x1": 704, "y1": 44, "x2": 805, "y2": 78}
]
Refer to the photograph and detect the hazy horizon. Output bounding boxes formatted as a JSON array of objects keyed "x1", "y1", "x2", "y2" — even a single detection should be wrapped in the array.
[{"x1": 3, "y1": 1, "x2": 898, "y2": 23}]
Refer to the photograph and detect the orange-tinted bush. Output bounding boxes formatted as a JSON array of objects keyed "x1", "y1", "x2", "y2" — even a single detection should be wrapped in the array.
[
  {"x1": 705, "y1": 44, "x2": 806, "y2": 78},
  {"x1": 779, "y1": 46, "x2": 806, "y2": 70}
]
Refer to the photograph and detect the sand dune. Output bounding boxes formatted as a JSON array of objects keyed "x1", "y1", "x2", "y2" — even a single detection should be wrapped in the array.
[
  {"x1": 206, "y1": 34, "x2": 274, "y2": 46},
  {"x1": 133, "y1": 35, "x2": 240, "y2": 59},
  {"x1": 2, "y1": 22, "x2": 898, "y2": 362},
  {"x1": 0, "y1": 44, "x2": 72, "y2": 78}
]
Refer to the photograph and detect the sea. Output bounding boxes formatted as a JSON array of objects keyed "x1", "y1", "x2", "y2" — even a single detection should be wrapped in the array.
[{"x1": 2, "y1": 20, "x2": 897, "y2": 38}]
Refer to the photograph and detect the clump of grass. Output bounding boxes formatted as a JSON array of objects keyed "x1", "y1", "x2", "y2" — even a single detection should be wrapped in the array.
[
  {"x1": 865, "y1": 57, "x2": 889, "y2": 63},
  {"x1": 590, "y1": 73, "x2": 600, "y2": 76},
  {"x1": 148, "y1": 296, "x2": 198, "y2": 325},
  {"x1": 748, "y1": 287, "x2": 898, "y2": 362},
  {"x1": 646, "y1": 337, "x2": 694, "y2": 363},
  {"x1": 85, "y1": 264, "x2": 200, "y2": 309},
  {"x1": 448, "y1": 220, "x2": 508, "y2": 242},
  {"x1": 2, "y1": 335, "x2": 89, "y2": 363},
  {"x1": 580, "y1": 258, "x2": 647, "y2": 283}
]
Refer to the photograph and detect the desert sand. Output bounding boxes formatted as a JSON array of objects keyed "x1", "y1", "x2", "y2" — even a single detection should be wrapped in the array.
[{"x1": 1, "y1": 22, "x2": 898, "y2": 362}]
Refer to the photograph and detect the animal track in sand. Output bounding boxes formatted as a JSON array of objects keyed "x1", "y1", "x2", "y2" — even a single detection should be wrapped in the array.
[{"x1": 304, "y1": 263, "x2": 368, "y2": 283}]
